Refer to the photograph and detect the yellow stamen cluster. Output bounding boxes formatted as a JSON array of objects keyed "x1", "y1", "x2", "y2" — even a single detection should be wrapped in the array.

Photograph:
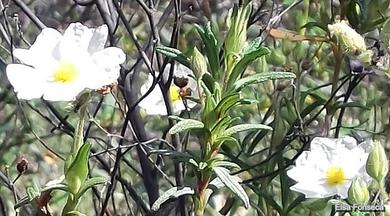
[
  {"x1": 169, "y1": 86, "x2": 181, "y2": 103},
  {"x1": 53, "y1": 62, "x2": 79, "y2": 83},
  {"x1": 326, "y1": 165, "x2": 347, "y2": 187}
]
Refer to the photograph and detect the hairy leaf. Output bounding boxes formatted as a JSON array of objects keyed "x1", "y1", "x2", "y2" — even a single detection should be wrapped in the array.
[
  {"x1": 152, "y1": 187, "x2": 195, "y2": 211},
  {"x1": 213, "y1": 166, "x2": 249, "y2": 208},
  {"x1": 195, "y1": 22, "x2": 220, "y2": 79},
  {"x1": 156, "y1": 46, "x2": 191, "y2": 68},
  {"x1": 234, "y1": 72, "x2": 296, "y2": 91},
  {"x1": 227, "y1": 38, "x2": 270, "y2": 89},
  {"x1": 168, "y1": 119, "x2": 205, "y2": 134},
  {"x1": 223, "y1": 124, "x2": 272, "y2": 137}
]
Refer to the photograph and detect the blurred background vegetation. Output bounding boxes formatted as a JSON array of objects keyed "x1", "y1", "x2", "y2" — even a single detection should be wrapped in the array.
[{"x1": 0, "y1": 0, "x2": 390, "y2": 215}]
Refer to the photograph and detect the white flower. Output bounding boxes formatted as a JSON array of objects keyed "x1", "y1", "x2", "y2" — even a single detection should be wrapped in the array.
[
  {"x1": 6, "y1": 22, "x2": 125, "y2": 101},
  {"x1": 287, "y1": 136, "x2": 371, "y2": 199},
  {"x1": 139, "y1": 64, "x2": 197, "y2": 115}
]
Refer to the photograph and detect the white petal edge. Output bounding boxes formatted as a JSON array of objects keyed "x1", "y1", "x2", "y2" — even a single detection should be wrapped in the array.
[
  {"x1": 6, "y1": 64, "x2": 45, "y2": 100},
  {"x1": 88, "y1": 24, "x2": 108, "y2": 54}
]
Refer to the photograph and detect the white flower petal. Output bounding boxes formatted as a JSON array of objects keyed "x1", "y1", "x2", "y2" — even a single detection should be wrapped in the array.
[
  {"x1": 88, "y1": 24, "x2": 108, "y2": 54},
  {"x1": 87, "y1": 47, "x2": 125, "y2": 88},
  {"x1": 13, "y1": 28, "x2": 61, "y2": 68},
  {"x1": 139, "y1": 87, "x2": 167, "y2": 115},
  {"x1": 54, "y1": 22, "x2": 93, "y2": 61},
  {"x1": 6, "y1": 64, "x2": 45, "y2": 99},
  {"x1": 290, "y1": 182, "x2": 335, "y2": 198},
  {"x1": 43, "y1": 83, "x2": 85, "y2": 101}
]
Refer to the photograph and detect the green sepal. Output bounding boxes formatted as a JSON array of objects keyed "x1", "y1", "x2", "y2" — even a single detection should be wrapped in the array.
[{"x1": 65, "y1": 143, "x2": 91, "y2": 195}]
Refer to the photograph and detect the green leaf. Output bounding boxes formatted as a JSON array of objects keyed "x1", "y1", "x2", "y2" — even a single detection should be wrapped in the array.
[
  {"x1": 156, "y1": 46, "x2": 190, "y2": 68},
  {"x1": 303, "y1": 197, "x2": 332, "y2": 211},
  {"x1": 215, "y1": 94, "x2": 241, "y2": 117},
  {"x1": 212, "y1": 166, "x2": 249, "y2": 208},
  {"x1": 168, "y1": 119, "x2": 205, "y2": 134},
  {"x1": 148, "y1": 150, "x2": 193, "y2": 163},
  {"x1": 76, "y1": 177, "x2": 108, "y2": 199},
  {"x1": 26, "y1": 186, "x2": 40, "y2": 202},
  {"x1": 213, "y1": 161, "x2": 240, "y2": 169},
  {"x1": 223, "y1": 124, "x2": 272, "y2": 137},
  {"x1": 195, "y1": 22, "x2": 220, "y2": 79},
  {"x1": 227, "y1": 38, "x2": 270, "y2": 89},
  {"x1": 285, "y1": 194, "x2": 306, "y2": 213},
  {"x1": 300, "y1": 21, "x2": 328, "y2": 32},
  {"x1": 234, "y1": 72, "x2": 296, "y2": 91},
  {"x1": 381, "y1": 18, "x2": 390, "y2": 52},
  {"x1": 65, "y1": 143, "x2": 91, "y2": 194},
  {"x1": 209, "y1": 175, "x2": 243, "y2": 190},
  {"x1": 214, "y1": 136, "x2": 240, "y2": 149},
  {"x1": 65, "y1": 211, "x2": 87, "y2": 216},
  {"x1": 15, "y1": 184, "x2": 68, "y2": 209},
  {"x1": 152, "y1": 187, "x2": 195, "y2": 211}
]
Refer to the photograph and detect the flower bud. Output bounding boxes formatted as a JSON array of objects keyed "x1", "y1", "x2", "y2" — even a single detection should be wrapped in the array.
[
  {"x1": 65, "y1": 143, "x2": 91, "y2": 194},
  {"x1": 357, "y1": 50, "x2": 374, "y2": 66},
  {"x1": 366, "y1": 141, "x2": 389, "y2": 184},
  {"x1": 225, "y1": 4, "x2": 251, "y2": 74},
  {"x1": 17, "y1": 157, "x2": 28, "y2": 174},
  {"x1": 190, "y1": 47, "x2": 208, "y2": 79},
  {"x1": 328, "y1": 20, "x2": 366, "y2": 55},
  {"x1": 347, "y1": 177, "x2": 369, "y2": 204}
]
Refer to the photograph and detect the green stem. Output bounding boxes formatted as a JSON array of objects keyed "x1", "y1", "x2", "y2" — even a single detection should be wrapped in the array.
[
  {"x1": 62, "y1": 103, "x2": 88, "y2": 215},
  {"x1": 72, "y1": 105, "x2": 87, "y2": 154},
  {"x1": 194, "y1": 174, "x2": 210, "y2": 216},
  {"x1": 62, "y1": 194, "x2": 80, "y2": 216}
]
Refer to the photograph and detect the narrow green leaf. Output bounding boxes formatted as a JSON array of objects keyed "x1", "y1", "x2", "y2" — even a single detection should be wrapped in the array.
[
  {"x1": 223, "y1": 124, "x2": 272, "y2": 137},
  {"x1": 195, "y1": 22, "x2": 220, "y2": 79},
  {"x1": 65, "y1": 211, "x2": 87, "y2": 216},
  {"x1": 213, "y1": 166, "x2": 249, "y2": 208},
  {"x1": 168, "y1": 119, "x2": 205, "y2": 134},
  {"x1": 76, "y1": 177, "x2": 108, "y2": 199},
  {"x1": 215, "y1": 94, "x2": 241, "y2": 117},
  {"x1": 148, "y1": 150, "x2": 193, "y2": 163},
  {"x1": 156, "y1": 46, "x2": 191, "y2": 68},
  {"x1": 213, "y1": 161, "x2": 240, "y2": 169},
  {"x1": 152, "y1": 187, "x2": 195, "y2": 211},
  {"x1": 227, "y1": 38, "x2": 270, "y2": 89},
  {"x1": 234, "y1": 72, "x2": 296, "y2": 91},
  {"x1": 285, "y1": 194, "x2": 305, "y2": 213},
  {"x1": 26, "y1": 186, "x2": 40, "y2": 201},
  {"x1": 65, "y1": 143, "x2": 91, "y2": 194},
  {"x1": 214, "y1": 136, "x2": 240, "y2": 149}
]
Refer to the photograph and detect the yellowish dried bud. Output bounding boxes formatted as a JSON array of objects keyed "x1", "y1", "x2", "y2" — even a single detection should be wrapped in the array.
[{"x1": 328, "y1": 20, "x2": 366, "y2": 55}]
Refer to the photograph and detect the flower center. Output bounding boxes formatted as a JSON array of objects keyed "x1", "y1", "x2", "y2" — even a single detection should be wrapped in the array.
[
  {"x1": 53, "y1": 62, "x2": 79, "y2": 83},
  {"x1": 169, "y1": 86, "x2": 181, "y2": 103},
  {"x1": 325, "y1": 165, "x2": 347, "y2": 187}
]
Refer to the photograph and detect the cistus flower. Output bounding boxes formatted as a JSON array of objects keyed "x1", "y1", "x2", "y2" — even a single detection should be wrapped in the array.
[
  {"x1": 139, "y1": 64, "x2": 197, "y2": 115},
  {"x1": 328, "y1": 20, "x2": 366, "y2": 55},
  {"x1": 6, "y1": 22, "x2": 125, "y2": 101},
  {"x1": 287, "y1": 137, "x2": 371, "y2": 199}
]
